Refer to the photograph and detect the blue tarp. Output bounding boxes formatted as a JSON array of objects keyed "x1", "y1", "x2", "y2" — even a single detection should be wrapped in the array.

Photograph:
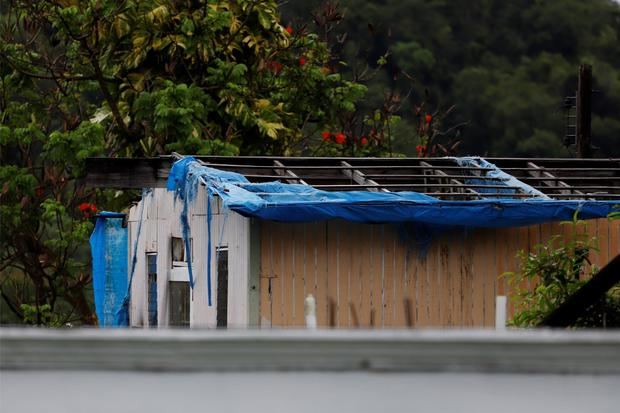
[
  {"x1": 90, "y1": 212, "x2": 128, "y2": 327},
  {"x1": 453, "y1": 157, "x2": 550, "y2": 198},
  {"x1": 167, "y1": 156, "x2": 619, "y2": 228}
]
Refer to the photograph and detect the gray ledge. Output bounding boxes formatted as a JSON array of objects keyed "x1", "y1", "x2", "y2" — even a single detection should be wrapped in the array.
[{"x1": 2, "y1": 328, "x2": 620, "y2": 374}]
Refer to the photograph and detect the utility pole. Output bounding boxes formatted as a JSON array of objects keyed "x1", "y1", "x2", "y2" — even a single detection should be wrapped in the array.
[{"x1": 575, "y1": 64, "x2": 592, "y2": 158}]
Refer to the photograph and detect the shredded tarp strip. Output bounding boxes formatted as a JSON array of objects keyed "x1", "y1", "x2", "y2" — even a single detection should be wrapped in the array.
[
  {"x1": 116, "y1": 188, "x2": 151, "y2": 325},
  {"x1": 167, "y1": 159, "x2": 198, "y2": 292},
  {"x1": 90, "y1": 212, "x2": 128, "y2": 327},
  {"x1": 206, "y1": 188, "x2": 213, "y2": 306},
  {"x1": 166, "y1": 156, "x2": 619, "y2": 228}
]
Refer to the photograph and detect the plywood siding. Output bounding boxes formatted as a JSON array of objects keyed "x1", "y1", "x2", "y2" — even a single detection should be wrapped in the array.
[
  {"x1": 128, "y1": 188, "x2": 252, "y2": 329},
  {"x1": 259, "y1": 219, "x2": 619, "y2": 328}
]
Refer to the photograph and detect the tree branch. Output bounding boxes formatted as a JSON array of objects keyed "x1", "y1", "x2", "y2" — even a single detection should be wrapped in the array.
[{"x1": 1, "y1": 287, "x2": 24, "y2": 320}]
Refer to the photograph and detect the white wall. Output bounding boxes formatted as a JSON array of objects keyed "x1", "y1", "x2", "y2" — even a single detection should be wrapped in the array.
[
  {"x1": 127, "y1": 186, "x2": 252, "y2": 328},
  {"x1": 4, "y1": 329, "x2": 620, "y2": 413}
]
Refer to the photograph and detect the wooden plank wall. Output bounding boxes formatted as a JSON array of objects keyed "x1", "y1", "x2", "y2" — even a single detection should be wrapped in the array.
[
  {"x1": 259, "y1": 218, "x2": 619, "y2": 328},
  {"x1": 128, "y1": 188, "x2": 252, "y2": 329}
]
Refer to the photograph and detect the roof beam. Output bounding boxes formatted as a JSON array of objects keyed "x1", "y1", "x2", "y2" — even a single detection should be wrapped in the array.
[
  {"x1": 273, "y1": 160, "x2": 308, "y2": 185},
  {"x1": 526, "y1": 161, "x2": 585, "y2": 198},
  {"x1": 306, "y1": 183, "x2": 528, "y2": 190},
  {"x1": 84, "y1": 157, "x2": 171, "y2": 188},
  {"x1": 420, "y1": 161, "x2": 481, "y2": 199},
  {"x1": 340, "y1": 161, "x2": 389, "y2": 192},
  {"x1": 201, "y1": 163, "x2": 496, "y2": 171}
]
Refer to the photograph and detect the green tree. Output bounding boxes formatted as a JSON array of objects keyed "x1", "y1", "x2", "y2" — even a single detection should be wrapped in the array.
[
  {"x1": 504, "y1": 217, "x2": 620, "y2": 328},
  {"x1": 284, "y1": 0, "x2": 620, "y2": 157},
  {"x1": 0, "y1": 0, "x2": 374, "y2": 324}
]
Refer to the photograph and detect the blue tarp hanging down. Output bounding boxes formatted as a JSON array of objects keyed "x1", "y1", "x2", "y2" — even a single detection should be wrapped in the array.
[
  {"x1": 167, "y1": 157, "x2": 619, "y2": 228},
  {"x1": 90, "y1": 212, "x2": 128, "y2": 327}
]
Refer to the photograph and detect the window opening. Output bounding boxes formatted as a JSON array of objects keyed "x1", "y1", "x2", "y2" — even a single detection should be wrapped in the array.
[
  {"x1": 171, "y1": 237, "x2": 192, "y2": 267},
  {"x1": 169, "y1": 281, "x2": 190, "y2": 327},
  {"x1": 216, "y1": 247, "x2": 229, "y2": 328},
  {"x1": 147, "y1": 254, "x2": 157, "y2": 327}
]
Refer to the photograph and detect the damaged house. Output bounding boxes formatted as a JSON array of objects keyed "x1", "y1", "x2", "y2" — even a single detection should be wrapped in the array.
[{"x1": 86, "y1": 155, "x2": 620, "y2": 328}]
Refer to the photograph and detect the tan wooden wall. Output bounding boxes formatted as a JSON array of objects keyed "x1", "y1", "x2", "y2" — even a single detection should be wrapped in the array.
[{"x1": 259, "y1": 218, "x2": 620, "y2": 328}]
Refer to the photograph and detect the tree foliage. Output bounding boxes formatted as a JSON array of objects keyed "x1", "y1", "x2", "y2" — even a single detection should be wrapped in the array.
[
  {"x1": 283, "y1": 0, "x2": 620, "y2": 157},
  {"x1": 0, "y1": 0, "x2": 383, "y2": 324},
  {"x1": 504, "y1": 217, "x2": 620, "y2": 328}
]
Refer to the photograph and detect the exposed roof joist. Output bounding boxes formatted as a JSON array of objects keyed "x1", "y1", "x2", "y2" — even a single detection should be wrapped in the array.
[
  {"x1": 84, "y1": 155, "x2": 620, "y2": 201},
  {"x1": 420, "y1": 160, "x2": 481, "y2": 199},
  {"x1": 340, "y1": 161, "x2": 389, "y2": 192},
  {"x1": 273, "y1": 160, "x2": 308, "y2": 185},
  {"x1": 526, "y1": 161, "x2": 584, "y2": 198}
]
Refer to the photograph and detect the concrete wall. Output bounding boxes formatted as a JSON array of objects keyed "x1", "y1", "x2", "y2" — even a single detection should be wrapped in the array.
[{"x1": 4, "y1": 328, "x2": 620, "y2": 413}]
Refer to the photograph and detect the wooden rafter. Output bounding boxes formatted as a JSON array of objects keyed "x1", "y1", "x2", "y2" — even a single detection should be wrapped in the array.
[
  {"x1": 420, "y1": 161, "x2": 481, "y2": 198},
  {"x1": 526, "y1": 161, "x2": 584, "y2": 198},
  {"x1": 340, "y1": 161, "x2": 389, "y2": 192},
  {"x1": 273, "y1": 160, "x2": 308, "y2": 185},
  {"x1": 83, "y1": 156, "x2": 620, "y2": 200}
]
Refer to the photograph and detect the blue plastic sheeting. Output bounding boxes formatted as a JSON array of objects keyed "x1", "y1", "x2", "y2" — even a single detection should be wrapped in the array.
[
  {"x1": 115, "y1": 188, "x2": 152, "y2": 324},
  {"x1": 90, "y1": 212, "x2": 128, "y2": 327},
  {"x1": 453, "y1": 157, "x2": 550, "y2": 199},
  {"x1": 167, "y1": 157, "x2": 619, "y2": 228},
  {"x1": 168, "y1": 159, "x2": 201, "y2": 293}
]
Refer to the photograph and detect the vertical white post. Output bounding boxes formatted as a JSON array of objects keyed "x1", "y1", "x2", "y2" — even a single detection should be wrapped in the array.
[
  {"x1": 304, "y1": 294, "x2": 317, "y2": 329},
  {"x1": 495, "y1": 296, "x2": 507, "y2": 330}
]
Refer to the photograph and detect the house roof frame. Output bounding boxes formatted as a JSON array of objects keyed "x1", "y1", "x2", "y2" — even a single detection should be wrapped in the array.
[{"x1": 84, "y1": 155, "x2": 620, "y2": 201}]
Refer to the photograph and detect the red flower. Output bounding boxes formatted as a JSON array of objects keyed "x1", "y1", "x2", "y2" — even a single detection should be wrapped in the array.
[
  {"x1": 285, "y1": 25, "x2": 293, "y2": 35},
  {"x1": 334, "y1": 132, "x2": 346, "y2": 145},
  {"x1": 416, "y1": 145, "x2": 427, "y2": 156},
  {"x1": 266, "y1": 60, "x2": 283, "y2": 74},
  {"x1": 78, "y1": 202, "x2": 97, "y2": 218},
  {"x1": 321, "y1": 131, "x2": 331, "y2": 142},
  {"x1": 360, "y1": 136, "x2": 368, "y2": 146},
  {"x1": 425, "y1": 114, "x2": 432, "y2": 124},
  {"x1": 299, "y1": 56, "x2": 306, "y2": 66}
]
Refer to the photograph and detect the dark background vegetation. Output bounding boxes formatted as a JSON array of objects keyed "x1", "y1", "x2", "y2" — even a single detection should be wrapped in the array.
[{"x1": 284, "y1": 0, "x2": 620, "y2": 157}]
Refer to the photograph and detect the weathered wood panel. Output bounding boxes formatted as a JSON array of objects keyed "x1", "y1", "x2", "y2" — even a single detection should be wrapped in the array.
[
  {"x1": 292, "y1": 224, "x2": 305, "y2": 326},
  {"x1": 259, "y1": 224, "x2": 272, "y2": 327},
  {"x1": 129, "y1": 188, "x2": 252, "y2": 329},
  {"x1": 260, "y1": 218, "x2": 618, "y2": 328},
  {"x1": 470, "y1": 230, "x2": 486, "y2": 326}
]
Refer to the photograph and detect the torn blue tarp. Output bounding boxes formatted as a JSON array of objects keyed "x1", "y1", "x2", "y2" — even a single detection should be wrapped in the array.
[
  {"x1": 167, "y1": 157, "x2": 619, "y2": 228},
  {"x1": 115, "y1": 188, "x2": 151, "y2": 324},
  {"x1": 90, "y1": 212, "x2": 128, "y2": 327},
  {"x1": 168, "y1": 159, "x2": 204, "y2": 297},
  {"x1": 453, "y1": 157, "x2": 550, "y2": 199}
]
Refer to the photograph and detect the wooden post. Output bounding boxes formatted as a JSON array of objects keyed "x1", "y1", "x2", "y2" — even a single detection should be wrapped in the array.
[
  {"x1": 404, "y1": 298, "x2": 413, "y2": 328},
  {"x1": 576, "y1": 64, "x2": 592, "y2": 158},
  {"x1": 349, "y1": 302, "x2": 360, "y2": 328},
  {"x1": 328, "y1": 298, "x2": 336, "y2": 328}
]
